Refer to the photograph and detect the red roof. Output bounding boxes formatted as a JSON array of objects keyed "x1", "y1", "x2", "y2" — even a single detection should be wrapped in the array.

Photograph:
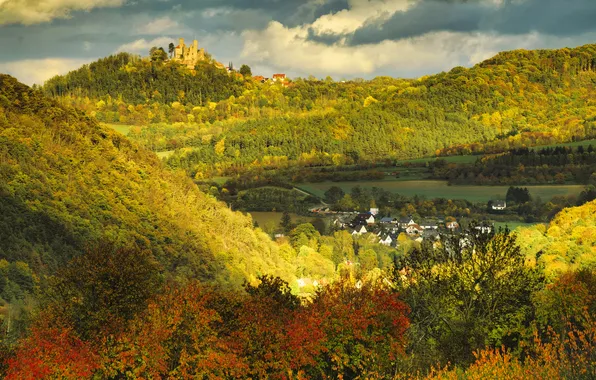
[{"x1": 273, "y1": 73, "x2": 286, "y2": 78}]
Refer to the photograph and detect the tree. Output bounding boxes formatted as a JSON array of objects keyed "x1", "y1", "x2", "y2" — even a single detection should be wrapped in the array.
[
  {"x1": 5, "y1": 327, "x2": 100, "y2": 379},
  {"x1": 239, "y1": 64, "x2": 252, "y2": 77},
  {"x1": 289, "y1": 223, "x2": 320, "y2": 250},
  {"x1": 394, "y1": 226, "x2": 542, "y2": 369},
  {"x1": 150, "y1": 47, "x2": 168, "y2": 62},
  {"x1": 46, "y1": 244, "x2": 163, "y2": 339},
  {"x1": 168, "y1": 42, "x2": 175, "y2": 58},
  {"x1": 244, "y1": 275, "x2": 300, "y2": 311},
  {"x1": 280, "y1": 211, "x2": 293, "y2": 233},
  {"x1": 324, "y1": 186, "x2": 345, "y2": 204}
]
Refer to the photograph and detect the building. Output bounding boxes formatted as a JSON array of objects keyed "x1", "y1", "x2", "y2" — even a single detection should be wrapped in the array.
[
  {"x1": 379, "y1": 234, "x2": 393, "y2": 246},
  {"x1": 446, "y1": 221, "x2": 460, "y2": 230},
  {"x1": 406, "y1": 224, "x2": 424, "y2": 235},
  {"x1": 420, "y1": 220, "x2": 439, "y2": 230},
  {"x1": 398, "y1": 216, "x2": 416, "y2": 229},
  {"x1": 351, "y1": 225, "x2": 368, "y2": 236},
  {"x1": 173, "y1": 38, "x2": 206, "y2": 68},
  {"x1": 491, "y1": 200, "x2": 507, "y2": 211},
  {"x1": 273, "y1": 73, "x2": 287, "y2": 81},
  {"x1": 352, "y1": 213, "x2": 375, "y2": 226}
]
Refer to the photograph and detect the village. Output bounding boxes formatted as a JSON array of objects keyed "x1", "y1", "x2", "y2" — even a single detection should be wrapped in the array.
[{"x1": 309, "y1": 206, "x2": 497, "y2": 249}]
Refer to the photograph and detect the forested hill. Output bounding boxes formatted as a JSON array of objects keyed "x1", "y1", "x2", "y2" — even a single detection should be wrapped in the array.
[
  {"x1": 43, "y1": 52, "x2": 245, "y2": 105},
  {"x1": 42, "y1": 44, "x2": 596, "y2": 176},
  {"x1": 0, "y1": 74, "x2": 295, "y2": 330}
]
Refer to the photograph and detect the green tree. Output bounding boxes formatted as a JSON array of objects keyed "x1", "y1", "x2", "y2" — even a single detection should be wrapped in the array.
[
  {"x1": 280, "y1": 211, "x2": 293, "y2": 234},
  {"x1": 239, "y1": 64, "x2": 252, "y2": 77},
  {"x1": 394, "y1": 226, "x2": 542, "y2": 369},
  {"x1": 46, "y1": 244, "x2": 164, "y2": 339},
  {"x1": 324, "y1": 186, "x2": 345, "y2": 204},
  {"x1": 168, "y1": 42, "x2": 175, "y2": 58}
]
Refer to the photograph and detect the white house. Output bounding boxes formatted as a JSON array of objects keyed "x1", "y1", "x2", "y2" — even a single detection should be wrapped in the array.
[
  {"x1": 351, "y1": 225, "x2": 368, "y2": 236},
  {"x1": 474, "y1": 225, "x2": 493, "y2": 234},
  {"x1": 491, "y1": 200, "x2": 507, "y2": 211},
  {"x1": 406, "y1": 224, "x2": 424, "y2": 235},
  {"x1": 420, "y1": 220, "x2": 439, "y2": 230},
  {"x1": 399, "y1": 216, "x2": 416, "y2": 229},
  {"x1": 379, "y1": 234, "x2": 393, "y2": 246}
]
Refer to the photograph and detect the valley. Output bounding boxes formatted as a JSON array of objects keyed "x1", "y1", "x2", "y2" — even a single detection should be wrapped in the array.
[{"x1": 1, "y1": 37, "x2": 595, "y2": 378}]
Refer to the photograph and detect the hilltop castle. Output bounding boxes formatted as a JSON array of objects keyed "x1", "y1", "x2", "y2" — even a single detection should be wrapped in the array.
[{"x1": 173, "y1": 38, "x2": 206, "y2": 68}]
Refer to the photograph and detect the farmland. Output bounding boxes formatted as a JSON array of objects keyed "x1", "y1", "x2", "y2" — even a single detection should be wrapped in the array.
[{"x1": 296, "y1": 180, "x2": 585, "y2": 203}]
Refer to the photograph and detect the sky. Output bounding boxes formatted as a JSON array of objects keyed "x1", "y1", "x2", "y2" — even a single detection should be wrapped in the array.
[{"x1": 1, "y1": 0, "x2": 596, "y2": 85}]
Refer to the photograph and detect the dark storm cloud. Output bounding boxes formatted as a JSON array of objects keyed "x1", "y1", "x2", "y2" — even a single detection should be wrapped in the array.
[
  {"x1": 0, "y1": 0, "x2": 353, "y2": 63},
  {"x1": 322, "y1": 0, "x2": 596, "y2": 46}
]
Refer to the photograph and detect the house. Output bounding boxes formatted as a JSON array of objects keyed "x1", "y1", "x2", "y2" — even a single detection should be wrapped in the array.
[
  {"x1": 369, "y1": 208, "x2": 379, "y2": 216},
  {"x1": 398, "y1": 216, "x2": 416, "y2": 229},
  {"x1": 253, "y1": 75, "x2": 265, "y2": 82},
  {"x1": 352, "y1": 213, "x2": 375, "y2": 226},
  {"x1": 351, "y1": 225, "x2": 367, "y2": 236},
  {"x1": 273, "y1": 73, "x2": 287, "y2": 81},
  {"x1": 379, "y1": 234, "x2": 393, "y2": 246},
  {"x1": 406, "y1": 224, "x2": 424, "y2": 235},
  {"x1": 379, "y1": 217, "x2": 396, "y2": 224},
  {"x1": 491, "y1": 200, "x2": 507, "y2": 211},
  {"x1": 422, "y1": 229, "x2": 440, "y2": 241},
  {"x1": 474, "y1": 224, "x2": 493, "y2": 234},
  {"x1": 446, "y1": 221, "x2": 460, "y2": 230},
  {"x1": 420, "y1": 220, "x2": 439, "y2": 230}
]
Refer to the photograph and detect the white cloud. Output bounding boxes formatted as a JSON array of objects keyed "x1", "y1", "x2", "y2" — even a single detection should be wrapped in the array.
[
  {"x1": 0, "y1": 0, "x2": 125, "y2": 25},
  {"x1": 115, "y1": 37, "x2": 173, "y2": 53},
  {"x1": 241, "y1": 19, "x2": 583, "y2": 79},
  {"x1": 310, "y1": 0, "x2": 415, "y2": 36},
  {"x1": 0, "y1": 58, "x2": 92, "y2": 85},
  {"x1": 138, "y1": 16, "x2": 180, "y2": 34}
]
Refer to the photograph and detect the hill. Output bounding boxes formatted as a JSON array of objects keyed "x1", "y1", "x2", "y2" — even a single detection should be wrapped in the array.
[
  {"x1": 0, "y1": 74, "x2": 296, "y2": 337},
  {"x1": 42, "y1": 44, "x2": 596, "y2": 179},
  {"x1": 517, "y1": 199, "x2": 596, "y2": 275}
]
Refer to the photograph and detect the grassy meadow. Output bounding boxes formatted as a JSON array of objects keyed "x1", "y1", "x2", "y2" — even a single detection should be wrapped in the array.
[{"x1": 296, "y1": 180, "x2": 585, "y2": 202}]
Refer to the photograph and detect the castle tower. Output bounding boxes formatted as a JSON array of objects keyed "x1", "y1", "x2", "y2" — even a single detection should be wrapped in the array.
[{"x1": 175, "y1": 38, "x2": 185, "y2": 59}]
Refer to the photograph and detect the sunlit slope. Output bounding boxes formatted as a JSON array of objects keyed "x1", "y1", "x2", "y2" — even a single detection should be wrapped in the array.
[{"x1": 0, "y1": 74, "x2": 294, "y2": 287}]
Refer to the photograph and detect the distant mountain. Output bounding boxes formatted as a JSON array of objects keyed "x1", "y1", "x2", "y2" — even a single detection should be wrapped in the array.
[{"x1": 0, "y1": 74, "x2": 295, "y2": 297}]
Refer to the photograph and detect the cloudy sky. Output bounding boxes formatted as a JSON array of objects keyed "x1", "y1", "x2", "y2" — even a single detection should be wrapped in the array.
[{"x1": 1, "y1": 0, "x2": 596, "y2": 85}]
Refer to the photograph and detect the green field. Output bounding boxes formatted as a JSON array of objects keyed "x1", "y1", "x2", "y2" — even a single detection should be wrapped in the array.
[
  {"x1": 532, "y1": 138, "x2": 596, "y2": 150},
  {"x1": 102, "y1": 123, "x2": 133, "y2": 136},
  {"x1": 296, "y1": 180, "x2": 585, "y2": 202},
  {"x1": 395, "y1": 155, "x2": 479, "y2": 165}
]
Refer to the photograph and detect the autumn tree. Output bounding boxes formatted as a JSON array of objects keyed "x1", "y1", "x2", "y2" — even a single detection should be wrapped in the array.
[
  {"x1": 394, "y1": 226, "x2": 542, "y2": 369},
  {"x1": 45, "y1": 244, "x2": 163, "y2": 339}
]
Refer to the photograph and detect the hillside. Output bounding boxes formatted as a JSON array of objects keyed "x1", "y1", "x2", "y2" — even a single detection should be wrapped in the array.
[
  {"x1": 42, "y1": 44, "x2": 596, "y2": 178},
  {"x1": 518, "y1": 199, "x2": 596, "y2": 275},
  {"x1": 0, "y1": 74, "x2": 295, "y2": 322}
]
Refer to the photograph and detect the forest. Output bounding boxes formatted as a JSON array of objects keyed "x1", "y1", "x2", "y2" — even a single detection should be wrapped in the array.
[
  {"x1": 431, "y1": 145, "x2": 596, "y2": 185},
  {"x1": 42, "y1": 44, "x2": 596, "y2": 180},
  {"x1": 0, "y1": 42, "x2": 595, "y2": 379}
]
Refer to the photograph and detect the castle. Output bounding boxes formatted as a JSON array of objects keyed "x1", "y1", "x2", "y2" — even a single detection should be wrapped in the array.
[{"x1": 173, "y1": 38, "x2": 206, "y2": 68}]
